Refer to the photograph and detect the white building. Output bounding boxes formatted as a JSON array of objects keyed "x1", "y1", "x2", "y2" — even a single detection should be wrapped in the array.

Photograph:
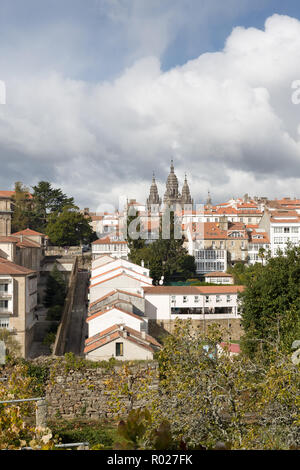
[
  {"x1": 90, "y1": 257, "x2": 150, "y2": 284},
  {"x1": 85, "y1": 256, "x2": 160, "y2": 361},
  {"x1": 91, "y1": 235, "x2": 129, "y2": 260},
  {"x1": 204, "y1": 272, "x2": 234, "y2": 284},
  {"x1": 0, "y1": 257, "x2": 38, "y2": 358},
  {"x1": 143, "y1": 285, "x2": 244, "y2": 322},
  {"x1": 84, "y1": 324, "x2": 160, "y2": 361},
  {"x1": 194, "y1": 249, "x2": 227, "y2": 275},
  {"x1": 247, "y1": 227, "x2": 270, "y2": 265},
  {"x1": 259, "y1": 209, "x2": 300, "y2": 257}
]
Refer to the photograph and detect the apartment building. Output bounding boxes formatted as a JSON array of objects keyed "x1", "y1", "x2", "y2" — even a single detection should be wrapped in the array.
[
  {"x1": 85, "y1": 255, "x2": 160, "y2": 361},
  {"x1": 0, "y1": 257, "x2": 38, "y2": 358},
  {"x1": 143, "y1": 285, "x2": 244, "y2": 341},
  {"x1": 0, "y1": 191, "x2": 13, "y2": 237},
  {"x1": 186, "y1": 218, "x2": 248, "y2": 274},
  {"x1": 247, "y1": 227, "x2": 270, "y2": 265},
  {"x1": 259, "y1": 209, "x2": 300, "y2": 257},
  {"x1": 91, "y1": 235, "x2": 129, "y2": 260}
]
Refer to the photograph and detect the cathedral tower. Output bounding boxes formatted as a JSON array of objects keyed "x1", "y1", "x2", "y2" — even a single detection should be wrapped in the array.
[
  {"x1": 146, "y1": 173, "x2": 161, "y2": 210},
  {"x1": 181, "y1": 174, "x2": 193, "y2": 206},
  {"x1": 163, "y1": 160, "x2": 182, "y2": 207}
]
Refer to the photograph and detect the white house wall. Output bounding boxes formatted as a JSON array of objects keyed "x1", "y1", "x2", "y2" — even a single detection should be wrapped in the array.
[
  {"x1": 88, "y1": 308, "x2": 147, "y2": 337},
  {"x1": 86, "y1": 336, "x2": 154, "y2": 361}
]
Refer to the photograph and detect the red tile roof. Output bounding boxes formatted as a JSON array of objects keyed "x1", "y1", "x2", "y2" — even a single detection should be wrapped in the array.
[
  {"x1": 92, "y1": 236, "x2": 127, "y2": 245},
  {"x1": 0, "y1": 257, "x2": 36, "y2": 275},
  {"x1": 89, "y1": 289, "x2": 144, "y2": 310},
  {"x1": 204, "y1": 272, "x2": 233, "y2": 278},
  {"x1": 0, "y1": 191, "x2": 33, "y2": 199},
  {"x1": 84, "y1": 324, "x2": 161, "y2": 354},
  {"x1": 220, "y1": 342, "x2": 241, "y2": 354},
  {"x1": 90, "y1": 271, "x2": 152, "y2": 289},
  {"x1": 11, "y1": 228, "x2": 45, "y2": 237},
  {"x1": 143, "y1": 285, "x2": 244, "y2": 295},
  {"x1": 87, "y1": 305, "x2": 144, "y2": 322}
]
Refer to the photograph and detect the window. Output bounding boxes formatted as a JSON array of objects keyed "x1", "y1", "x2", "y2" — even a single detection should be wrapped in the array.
[
  {"x1": 227, "y1": 295, "x2": 231, "y2": 302},
  {"x1": 0, "y1": 300, "x2": 8, "y2": 311},
  {"x1": 284, "y1": 227, "x2": 290, "y2": 233},
  {"x1": 274, "y1": 227, "x2": 283, "y2": 233},
  {"x1": 116, "y1": 343, "x2": 124, "y2": 357},
  {"x1": 0, "y1": 284, "x2": 8, "y2": 293},
  {"x1": 171, "y1": 295, "x2": 176, "y2": 303},
  {"x1": 0, "y1": 318, "x2": 9, "y2": 329},
  {"x1": 183, "y1": 296, "x2": 187, "y2": 303},
  {"x1": 216, "y1": 295, "x2": 221, "y2": 303},
  {"x1": 194, "y1": 296, "x2": 199, "y2": 303},
  {"x1": 205, "y1": 295, "x2": 209, "y2": 303},
  {"x1": 292, "y1": 227, "x2": 299, "y2": 233}
]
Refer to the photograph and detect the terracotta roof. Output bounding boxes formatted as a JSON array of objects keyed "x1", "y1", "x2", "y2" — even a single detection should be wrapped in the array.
[
  {"x1": 0, "y1": 191, "x2": 33, "y2": 200},
  {"x1": 88, "y1": 289, "x2": 144, "y2": 310},
  {"x1": 16, "y1": 238, "x2": 41, "y2": 248},
  {"x1": 0, "y1": 236, "x2": 19, "y2": 244},
  {"x1": 92, "y1": 236, "x2": 127, "y2": 245},
  {"x1": 90, "y1": 271, "x2": 152, "y2": 289},
  {"x1": 91, "y1": 265, "x2": 150, "y2": 283},
  {"x1": 11, "y1": 228, "x2": 45, "y2": 237},
  {"x1": 0, "y1": 191, "x2": 15, "y2": 198},
  {"x1": 220, "y1": 342, "x2": 241, "y2": 354},
  {"x1": 0, "y1": 235, "x2": 41, "y2": 248},
  {"x1": 0, "y1": 257, "x2": 36, "y2": 275},
  {"x1": 204, "y1": 272, "x2": 233, "y2": 278},
  {"x1": 87, "y1": 305, "x2": 144, "y2": 322},
  {"x1": 143, "y1": 285, "x2": 244, "y2": 295},
  {"x1": 84, "y1": 324, "x2": 161, "y2": 354}
]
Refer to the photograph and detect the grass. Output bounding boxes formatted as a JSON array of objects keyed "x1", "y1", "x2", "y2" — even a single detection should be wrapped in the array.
[{"x1": 49, "y1": 418, "x2": 118, "y2": 449}]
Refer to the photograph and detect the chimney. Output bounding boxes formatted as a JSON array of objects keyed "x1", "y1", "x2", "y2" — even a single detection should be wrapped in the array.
[
  {"x1": 141, "y1": 331, "x2": 146, "y2": 340},
  {"x1": 141, "y1": 259, "x2": 144, "y2": 267}
]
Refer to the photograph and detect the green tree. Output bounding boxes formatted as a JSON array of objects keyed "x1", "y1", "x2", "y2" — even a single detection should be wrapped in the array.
[
  {"x1": 46, "y1": 207, "x2": 94, "y2": 246},
  {"x1": 240, "y1": 244, "x2": 300, "y2": 358},
  {"x1": 0, "y1": 363, "x2": 56, "y2": 449},
  {"x1": 0, "y1": 329, "x2": 21, "y2": 360},
  {"x1": 127, "y1": 211, "x2": 196, "y2": 284},
  {"x1": 31, "y1": 181, "x2": 77, "y2": 232},
  {"x1": 147, "y1": 319, "x2": 300, "y2": 450},
  {"x1": 11, "y1": 182, "x2": 34, "y2": 232},
  {"x1": 44, "y1": 264, "x2": 66, "y2": 308}
]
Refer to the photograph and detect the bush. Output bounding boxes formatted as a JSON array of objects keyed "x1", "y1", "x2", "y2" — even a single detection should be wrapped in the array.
[
  {"x1": 46, "y1": 305, "x2": 63, "y2": 321},
  {"x1": 49, "y1": 419, "x2": 117, "y2": 449}
]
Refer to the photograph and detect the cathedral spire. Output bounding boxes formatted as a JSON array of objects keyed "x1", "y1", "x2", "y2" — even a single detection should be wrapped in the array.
[
  {"x1": 181, "y1": 173, "x2": 193, "y2": 205},
  {"x1": 147, "y1": 171, "x2": 161, "y2": 210}
]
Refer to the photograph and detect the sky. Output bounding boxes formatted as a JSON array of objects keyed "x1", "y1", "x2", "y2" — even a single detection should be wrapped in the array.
[{"x1": 2, "y1": 1, "x2": 300, "y2": 210}]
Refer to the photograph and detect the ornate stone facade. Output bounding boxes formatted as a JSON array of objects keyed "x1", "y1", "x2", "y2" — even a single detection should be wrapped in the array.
[
  {"x1": 146, "y1": 161, "x2": 193, "y2": 210},
  {"x1": 0, "y1": 193, "x2": 12, "y2": 236}
]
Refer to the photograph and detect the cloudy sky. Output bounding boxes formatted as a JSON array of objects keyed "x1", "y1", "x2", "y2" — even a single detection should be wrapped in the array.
[{"x1": 2, "y1": 0, "x2": 300, "y2": 210}]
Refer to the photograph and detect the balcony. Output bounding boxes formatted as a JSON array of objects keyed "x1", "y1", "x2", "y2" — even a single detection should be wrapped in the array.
[
  {"x1": 0, "y1": 309, "x2": 12, "y2": 314},
  {"x1": 0, "y1": 293, "x2": 12, "y2": 300}
]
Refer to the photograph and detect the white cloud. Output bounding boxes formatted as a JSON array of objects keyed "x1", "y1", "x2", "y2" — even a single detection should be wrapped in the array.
[{"x1": 1, "y1": 14, "x2": 300, "y2": 208}]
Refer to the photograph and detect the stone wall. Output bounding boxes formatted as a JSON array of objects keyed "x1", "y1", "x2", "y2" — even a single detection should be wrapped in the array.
[
  {"x1": 148, "y1": 318, "x2": 243, "y2": 342},
  {"x1": 33, "y1": 358, "x2": 159, "y2": 421}
]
